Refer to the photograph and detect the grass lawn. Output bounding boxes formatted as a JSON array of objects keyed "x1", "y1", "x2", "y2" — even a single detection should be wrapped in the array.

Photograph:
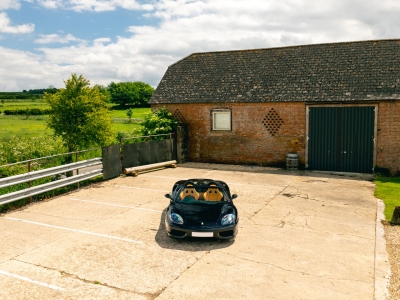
[
  {"x1": 0, "y1": 117, "x2": 52, "y2": 139},
  {"x1": 0, "y1": 100, "x2": 50, "y2": 111},
  {"x1": 0, "y1": 113, "x2": 145, "y2": 140},
  {"x1": 0, "y1": 100, "x2": 149, "y2": 142},
  {"x1": 1, "y1": 101, "x2": 151, "y2": 119},
  {"x1": 375, "y1": 176, "x2": 400, "y2": 221},
  {"x1": 110, "y1": 107, "x2": 150, "y2": 118},
  {"x1": 111, "y1": 123, "x2": 142, "y2": 135}
]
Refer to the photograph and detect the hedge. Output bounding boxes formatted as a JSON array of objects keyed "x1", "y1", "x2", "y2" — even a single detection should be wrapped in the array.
[
  {"x1": 3, "y1": 108, "x2": 51, "y2": 116},
  {"x1": 0, "y1": 92, "x2": 42, "y2": 100}
]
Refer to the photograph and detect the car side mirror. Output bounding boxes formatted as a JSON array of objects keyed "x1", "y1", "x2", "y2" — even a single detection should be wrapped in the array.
[
  {"x1": 231, "y1": 194, "x2": 238, "y2": 199},
  {"x1": 165, "y1": 193, "x2": 172, "y2": 199}
]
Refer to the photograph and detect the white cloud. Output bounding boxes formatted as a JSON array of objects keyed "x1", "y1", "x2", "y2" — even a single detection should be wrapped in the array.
[
  {"x1": 34, "y1": 33, "x2": 82, "y2": 44},
  {"x1": 0, "y1": 47, "x2": 68, "y2": 91},
  {"x1": 0, "y1": 0, "x2": 21, "y2": 10},
  {"x1": 36, "y1": 0, "x2": 63, "y2": 9},
  {"x1": 34, "y1": 0, "x2": 151, "y2": 11},
  {"x1": 93, "y1": 37, "x2": 112, "y2": 44},
  {"x1": 0, "y1": 12, "x2": 34, "y2": 33},
  {"x1": 2, "y1": 0, "x2": 400, "y2": 91}
]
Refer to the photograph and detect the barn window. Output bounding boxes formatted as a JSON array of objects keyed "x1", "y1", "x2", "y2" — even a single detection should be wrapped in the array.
[{"x1": 212, "y1": 109, "x2": 231, "y2": 131}]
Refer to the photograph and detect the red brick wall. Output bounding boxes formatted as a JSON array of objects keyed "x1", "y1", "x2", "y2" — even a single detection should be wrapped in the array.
[
  {"x1": 153, "y1": 101, "x2": 400, "y2": 173},
  {"x1": 153, "y1": 103, "x2": 306, "y2": 167},
  {"x1": 377, "y1": 101, "x2": 400, "y2": 174}
]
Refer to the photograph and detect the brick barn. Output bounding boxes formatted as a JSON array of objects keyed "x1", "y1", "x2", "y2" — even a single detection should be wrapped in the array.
[{"x1": 149, "y1": 39, "x2": 400, "y2": 174}]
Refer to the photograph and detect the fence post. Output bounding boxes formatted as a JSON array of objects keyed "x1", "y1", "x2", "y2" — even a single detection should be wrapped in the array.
[
  {"x1": 169, "y1": 133, "x2": 174, "y2": 158},
  {"x1": 76, "y1": 150, "x2": 79, "y2": 189},
  {"x1": 28, "y1": 158, "x2": 32, "y2": 203}
]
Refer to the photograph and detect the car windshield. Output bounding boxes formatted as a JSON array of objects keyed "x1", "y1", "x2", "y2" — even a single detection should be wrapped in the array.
[{"x1": 177, "y1": 181, "x2": 228, "y2": 204}]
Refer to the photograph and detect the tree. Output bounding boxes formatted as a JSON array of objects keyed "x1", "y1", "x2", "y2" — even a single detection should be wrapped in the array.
[
  {"x1": 141, "y1": 107, "x2": 180, "y2": 137},
  {"x1": 44, "y1": 74, "x2": 113, "y2": 156},
  {"x1": 25, "y1": 107, "x2": 30, "y2": 119},
  {"x1": 126, "y1": 108, "x2": 133, "y2": 120},
  {"x1": 46, "y1": 85, "x2": 59, "y2": 94},
  {"x1": 108, "y1": 81, "x2": 154, "y2": 107},
  {"x1": 94, "y1": 84, "x2": 111, "y2": 102}
]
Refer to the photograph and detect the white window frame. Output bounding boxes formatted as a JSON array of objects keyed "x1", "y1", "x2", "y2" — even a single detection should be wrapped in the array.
[{"x1": 212, "y1": 109, "x2": 231, "y2": 131}]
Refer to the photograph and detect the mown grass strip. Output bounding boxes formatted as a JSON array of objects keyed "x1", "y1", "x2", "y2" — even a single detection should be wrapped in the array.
[{"x1": 374, "y1": 176, "x2": 400, "y2": 221}]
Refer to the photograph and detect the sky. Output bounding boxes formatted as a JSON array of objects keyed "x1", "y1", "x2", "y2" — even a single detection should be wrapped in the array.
[{"x1": 0, "y1": 0, "x2": 399, "y2": 91}]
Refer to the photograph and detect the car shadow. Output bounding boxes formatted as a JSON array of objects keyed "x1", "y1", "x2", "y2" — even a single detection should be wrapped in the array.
[{"x1": 155, "y1": 208, "x2": 235, "y2": 251}]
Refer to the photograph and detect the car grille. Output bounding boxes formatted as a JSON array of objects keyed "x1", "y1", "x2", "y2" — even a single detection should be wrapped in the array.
[
  {"x1": 219, "y1": 230, "x2": 234, "y2": 238},
  {"x1": 170, "y1": 229, "x2": 186, "y2": 237}
]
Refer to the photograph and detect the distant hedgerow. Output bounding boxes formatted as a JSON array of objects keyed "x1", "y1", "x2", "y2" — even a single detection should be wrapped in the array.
[{"x1": 3, "y1": 108, "x2": 51, "y2": 116}]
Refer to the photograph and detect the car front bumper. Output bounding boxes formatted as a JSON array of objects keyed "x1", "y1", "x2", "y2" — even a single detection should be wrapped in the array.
[{"x1": 165, "y1": 219, "x2": 238, "y2": 239}]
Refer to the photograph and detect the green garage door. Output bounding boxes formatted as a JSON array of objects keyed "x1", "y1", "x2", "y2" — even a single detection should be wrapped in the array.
[{"x1": 308, "y1": 107, "x2": 375, "y2": 173}]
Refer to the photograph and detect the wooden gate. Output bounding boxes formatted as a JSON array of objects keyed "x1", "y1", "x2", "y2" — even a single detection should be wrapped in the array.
[{"x1": 308, "y1": 106, "x2": 375, "y2": 173}]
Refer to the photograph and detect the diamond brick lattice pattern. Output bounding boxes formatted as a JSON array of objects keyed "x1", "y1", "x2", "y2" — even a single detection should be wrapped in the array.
[
  {"x1": 173, "y1": 109, "x2": 187, "y2": 124},
  {"x1": 262, "y1": 108, "x2": 284, "y2": 136}
]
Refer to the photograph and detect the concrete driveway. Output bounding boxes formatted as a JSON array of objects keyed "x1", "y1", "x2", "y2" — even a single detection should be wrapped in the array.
[{"x1": 0, "y1": 163, "x2": 384, "y2": 299}]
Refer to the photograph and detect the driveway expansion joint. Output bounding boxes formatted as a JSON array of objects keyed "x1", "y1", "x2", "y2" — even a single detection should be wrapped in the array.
[
  {"x1": 247, "y1": 179, "x2": 296, "y2": 225},
  {"x1": 155, "y1": 250, "x2": 217, "y2": 299}
]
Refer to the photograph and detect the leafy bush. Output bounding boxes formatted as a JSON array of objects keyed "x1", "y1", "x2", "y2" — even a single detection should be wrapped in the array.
[
  {"x1": 29, "y1": 108, "x2": 43, "y2": 115},
  {"x1": 0, "y1": 135, "x2": 65, "y2": 169},
  {"x1": 0, "y1": 133, "x2": 103, "y2": 213},
  {"x1": 140, "y1": 107, "x2": 180, "y2": 138},
  {"x1": 126, "y1": 108, "x2": 133, "y2": 119}
]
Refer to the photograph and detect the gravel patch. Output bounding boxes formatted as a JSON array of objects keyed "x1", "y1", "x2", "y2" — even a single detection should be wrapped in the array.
[{"x1": 385, "y1": 225, "x2": 400, "y2": 300}]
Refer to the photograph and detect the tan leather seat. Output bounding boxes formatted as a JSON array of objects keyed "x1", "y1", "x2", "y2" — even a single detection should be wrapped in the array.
[
  {"x1": 203, "y1": 185, "x2": 224, "y2": 201},
  {"x1": 179, "y1": 184, "x2": 200, "y2": 201}
]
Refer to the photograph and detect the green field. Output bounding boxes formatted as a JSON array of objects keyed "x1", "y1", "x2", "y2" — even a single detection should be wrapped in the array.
[
  {"x1": 0, "y1": 100, "x2": 151, "y2": 139},
  {"x1": 0, "y1": 100, "x2": 50, "y2": 111},
  {"x1": 0, "y1": 117, "x2": 52, "y2": 138},
  {"x1": 109, "y1": 107, "x2": 150, "y2": 118},
  {"x1": 0, "y1": 100, "x2": 150, "y2": 119},
  {"x1": 0, "y1": 116, "x2": 146, "y2": 139}
]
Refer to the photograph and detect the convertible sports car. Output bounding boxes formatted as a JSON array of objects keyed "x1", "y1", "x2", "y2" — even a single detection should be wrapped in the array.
[{"x1": 164, "y1": 179, "x2": 239, "y2": 239}]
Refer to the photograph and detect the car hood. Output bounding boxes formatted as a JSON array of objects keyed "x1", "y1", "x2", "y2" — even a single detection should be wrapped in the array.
[{"x1": 172, "y1": 202, "x2": 234, "y2": 226}]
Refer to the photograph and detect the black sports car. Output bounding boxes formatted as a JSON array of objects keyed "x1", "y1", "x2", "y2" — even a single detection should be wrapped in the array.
[{"x1": 164, "y1": 179, "x2": 239, "y2": 239}]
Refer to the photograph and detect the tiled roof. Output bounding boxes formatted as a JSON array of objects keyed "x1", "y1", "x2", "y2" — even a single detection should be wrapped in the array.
[{"x1": 149, "y1": 39, "x2": 400, "y2": 104}]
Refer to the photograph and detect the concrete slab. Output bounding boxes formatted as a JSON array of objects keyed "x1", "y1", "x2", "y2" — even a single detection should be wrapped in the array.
[
  {"x1": 0, "y1": 163, "x2": 387, "y2": 299},
  {"x1": 0, "y1": 259, "x2": 142, "y2": 299},
  {"x1": 157, "y1": 247, "x2": 372, "y2": 300}
]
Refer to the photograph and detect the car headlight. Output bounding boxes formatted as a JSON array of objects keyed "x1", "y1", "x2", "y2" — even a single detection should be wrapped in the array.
[
  {"x1": 221, "y1": 214, "x2": 236, "y2": 225},
  {"x1": 169, "y1": 213, "x2": 184, "y2": 225}
]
